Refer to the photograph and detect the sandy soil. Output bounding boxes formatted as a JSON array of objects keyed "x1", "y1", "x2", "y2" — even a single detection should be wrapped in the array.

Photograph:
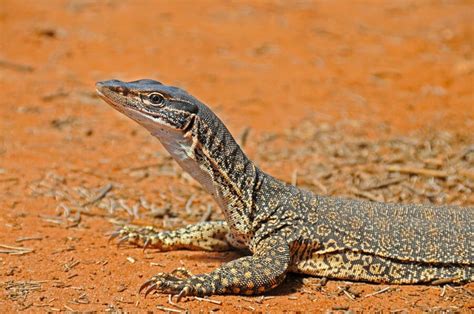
[{"x1": 1, "y1": 0, "x2": 473, "y2": 312}]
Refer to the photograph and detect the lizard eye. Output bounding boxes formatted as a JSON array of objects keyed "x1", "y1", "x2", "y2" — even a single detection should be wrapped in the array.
[{"x1": 149, "y1": 93, "x2": 164, "y2": 106}]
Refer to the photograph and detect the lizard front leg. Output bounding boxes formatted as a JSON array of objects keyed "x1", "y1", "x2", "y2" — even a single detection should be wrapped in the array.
[
  {"x1": 140, "y1": 237, "x2": 290, "y2": 299},
  {"x1": 111, "y1": 221, "x2": 232, "y2": 251}
]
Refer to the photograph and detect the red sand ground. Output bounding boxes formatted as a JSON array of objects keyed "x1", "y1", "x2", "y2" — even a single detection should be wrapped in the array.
[{"x1": 1, "y1": 0, "x2": 473, "y2": 312}]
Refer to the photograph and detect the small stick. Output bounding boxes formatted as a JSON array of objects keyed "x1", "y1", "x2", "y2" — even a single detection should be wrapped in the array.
[
  {"x1": 60, "y1": 203, "x2": 71, "y2": 218},
  {"x1": 16, "y1": 236, "x2": 43, "y2": 243},
  {"x1": 63, "y1": 260, "x2": 80, "y2": 272},
  {"x1": 168, "y1": 294, "x2": 187, "y2": 310},
  {"x1": 362, "y1": 177, "x2": 406, "y2": 190},
  {"x1": 193, "y1": 296, "x2": 222, "y2": 305},
  {"x1": 291, "y1": 169, "x2": 298, "y2": 186},
  {"x1": 440, "y1": 285, "x2": 446, "y2": 297},
  {"x1": 200, "y1": 205, "x2": 213, "y2": 222},
  {"x1": 0, "y1": 177, "x2": 19, "y2": 183},
  {"x1": 63, "y1": 305, "x2": 75, "y2": 311},
  {"x1": 0, "y1": 59, "x2": 34, "y2": 72},
  {"x1": 132, "y1": 202, "x2": 140, "y2": 218},
  {"x1": 363, "y1": 286, "x2": 390, "y2": 298},
  {"x1": 46, "y1": 307, "x2": 60, "y2": 312},
  {"x1": 126, "y1": 163, "x2": 162, "y2": 172},
  {"x1": 118, "y1": 199, "x2": 133, "y2": 216},
  {"x1": 311, "y1": 178, "x2": 328, "y2": 193},
  {"x1": 431, "y1": 277, "x2": 459, "y2": 285},
  {"x1": 242, "y1": 295, "x2": 275, "y2": 304},
  {"x1": 156, "y1": 305, "x2": 182, "y2": 313},
  {"x1": 238, "y1": 127, "x2": 251, "y2": 148},
  {"x1": 0, "y1": 244, "x2": 34, "y2": 255},
  {"x1": 66, "y1": 209, "x2": 108, "y2": 218},
  {"x1": 352, "y1": 189, "x2": 383, "y2": 202},
  {"x1": 185, "y1": 194, "x2": 195, "y2": 215},
  {"x1": 81, "y1": 183, "x2": 113, "y2": 207},
  {"x1": 461, "y1": 287, "x2": 474, "y2": 297},
  {"x1": 386, "y1": 165, "x2": 448, "y2": 178},
  {"x1": 40, "y1": 215, "x2": 63, "y2": 225},
  {"x1": 332, "y1": 306, "x2": 349, "y2": 311},
  {"x1": 338, "y1": 286, "x2": 356, "y2": 300},
  {"x1": 390, "y1": 309, "x2": 408, "y2": 314}
]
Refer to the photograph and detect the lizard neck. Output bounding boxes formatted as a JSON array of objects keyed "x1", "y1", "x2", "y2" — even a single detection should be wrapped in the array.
[{"x1": 152, "y1": 109, "x2": 257, "y2": 239}]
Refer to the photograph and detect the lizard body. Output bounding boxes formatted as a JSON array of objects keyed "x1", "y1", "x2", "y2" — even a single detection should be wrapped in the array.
[{"x1": 96, "y1": 79, "x2": 473, "y2": 299}]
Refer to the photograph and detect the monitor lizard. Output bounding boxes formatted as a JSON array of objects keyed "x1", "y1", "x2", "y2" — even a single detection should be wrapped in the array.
[{"x1": 96, "y1": 79, "x2": 473, "y2": 301}]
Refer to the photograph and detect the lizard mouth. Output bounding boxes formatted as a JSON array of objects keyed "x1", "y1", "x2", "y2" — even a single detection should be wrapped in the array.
[
  {"x1": 95, "y1": 87, "x2": 105, "y2": 97},
  {"x1": 95, "y1": 86, "x2": 136, "y2": 120},
  {"x1": 96, "y1": 88, "x2": 118, "y2": 108},
  {"x1": 96, "y1": 82, "x2": 128, "y2": 110}
]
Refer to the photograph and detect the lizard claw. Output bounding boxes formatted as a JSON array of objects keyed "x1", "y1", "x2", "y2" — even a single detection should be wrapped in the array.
[
  {"x1": 139, "y1": 278, "x2": 155, "y2": 294},
  {"x1": 144, "y1": 283, "x2": 158, "y2": 298},
  {"x1": 107, "y1": 229, "x2": 122, "y2": 242},
  {"x1": 108, "y1": 225, "x2": 164, "y2": 249},
  {"x1": 117, "y1": 235, "x2": 130, "y2": 247},
  {"x1": 138, "y1": 271, "x2": 213, "y2": 301},
  {"x1": 142, "y1": 238, "x2": 151, "y2": 253},
  {"x1": 176, "y1": 286, "x2": 191, "y2": 302}
]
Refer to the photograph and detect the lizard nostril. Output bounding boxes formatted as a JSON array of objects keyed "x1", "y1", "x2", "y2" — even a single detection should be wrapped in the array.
[{"x1": 116, "y1": 86, "x2": 129, "y2": 96}]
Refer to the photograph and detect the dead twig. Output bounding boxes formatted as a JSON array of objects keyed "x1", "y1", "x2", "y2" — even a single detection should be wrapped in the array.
[
  {"x1": 352, "y1": 189, "x2": 384, "y2": 202},
  {"x1": 15, "y1": 236, "x2": 43, "y2": 243},
  {"x1": 386, "y1": 165, "x2": 449, "y2": 178},
  {"x1": 156, "y1": 305, "x2": 182, "y2": 313},
  {"x1": 363, "y1": 286, "x2": 391, "y2": 298},
  {"x1": 168, "y1": 294, "x2": 187, "y2": 310},
  {"x1": 0, "y1": 244, "x2": 34, "y2": 255},
  {"x1": 440, "y1": 285, "x2": 447, "y2": 297},
  {"x1": 0, "y1": 59, "x2": 34, "y2": 72},
  {"x1": 361, "y1": 176, "x2": 407, "y2": 190},
  {"x1": 338, "y1": 286, "x2": 356, "y2": 300},
  {"x1": 185, "y1": 194, "x2": 195, "y2": 215},
  {"x1": 311, "y1": 178, "x2": 328, "y2": 193},
  {"x1": 63, "y1": 305, "x2": 75, "y2": 311},
  {"x1": 125, "y1": 162, "x2": 162, "y2": 172},
  {"x1": 238, "y1": 126, "x2": 251, "y2": 148},
  {"x1": 291, "y1": 169, "x2": 298, "y2": 186},
  {"x1": 5, "y1": 280, "x2": 44, "y2": 301},
  {"x1": 431, "y1": 277, "x2": 460, "y2": 285},
  {"x1": 81, "y1": 183, "x2": 113, "y2": 207},
  {"x1": 193, "y1": 296, "x2": 222, "y2": 305},
  {"x1": 200, "y1": 205, "x2": 213, "y2": 222}
]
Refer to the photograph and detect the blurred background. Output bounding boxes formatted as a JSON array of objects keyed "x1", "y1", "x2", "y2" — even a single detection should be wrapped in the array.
[{"x1": 1, "y1": 0, "x2": 473, "y2": 312}]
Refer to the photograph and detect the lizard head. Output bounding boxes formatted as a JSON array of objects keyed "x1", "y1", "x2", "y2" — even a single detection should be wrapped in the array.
[
  {"x1": 96, "y1": 79, "x2": 199, "y2": 133},
  {"x1": 96, "y1": 79, "x2": 256, "y2": 229}
]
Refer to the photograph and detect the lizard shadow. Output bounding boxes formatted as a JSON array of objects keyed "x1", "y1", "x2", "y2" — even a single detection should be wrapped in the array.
[
  {"x1": 265, "y1": 274, "x2": 306, "y2": 297},
  {"x1": 142, "y1": 249, "x2": 245, "y2": 264}
]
